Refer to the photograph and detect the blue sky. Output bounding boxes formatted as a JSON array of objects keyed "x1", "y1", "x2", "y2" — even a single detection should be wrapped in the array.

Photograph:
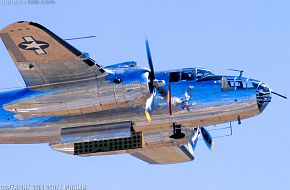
[{"x1": 0, "y1": 1, "x2": 289, "y2": 189}]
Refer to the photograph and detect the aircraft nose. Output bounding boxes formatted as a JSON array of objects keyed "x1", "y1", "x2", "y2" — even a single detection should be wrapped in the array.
[{"x1": 252, "y1": 80, "x2": 272, "y2": 112}]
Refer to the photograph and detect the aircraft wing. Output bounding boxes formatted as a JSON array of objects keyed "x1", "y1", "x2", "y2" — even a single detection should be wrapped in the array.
[
  {"x1": 0, "y1": 21, "x2": 106, "y2": 87},
  {"x1": 130, "y1": 146, "x2": 194, "y2": 165}
]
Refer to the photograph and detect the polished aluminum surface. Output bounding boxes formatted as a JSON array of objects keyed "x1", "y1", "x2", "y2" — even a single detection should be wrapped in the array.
[
  {"x1": 3, "y1": 67, "x2": 150, "y2": 118},
  {"x1": 0, "y1": 21, "x2": 274, "y2": 164},
  {"x1": 0, "y1": 72, "x2": 263, "y2": 145},
  {"x1": 60, "y1": 121, "x2": 133, "y2": 143}
]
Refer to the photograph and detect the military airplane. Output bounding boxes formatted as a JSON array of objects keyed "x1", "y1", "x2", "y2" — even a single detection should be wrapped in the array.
[{"x1": 0, "y1": 21, "x2": 286, "y2": 164}]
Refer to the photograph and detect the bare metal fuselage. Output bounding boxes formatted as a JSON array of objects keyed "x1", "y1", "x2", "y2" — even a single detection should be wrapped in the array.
[{"x1": 0, "y1": 66, "x2": 268, "y2": 157}]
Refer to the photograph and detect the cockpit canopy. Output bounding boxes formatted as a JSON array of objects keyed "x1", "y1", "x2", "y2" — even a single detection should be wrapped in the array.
[
  {"x1": 169, "y1": 68, "x2": 215, "y2": 82},
  {"x1": 196, "y1": 68, "x2": 215, "y2": 80}
]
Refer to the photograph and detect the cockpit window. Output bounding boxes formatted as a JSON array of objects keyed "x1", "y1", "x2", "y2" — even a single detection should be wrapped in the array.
[
  {"x1": 230, "y1": 81, "x2": 244, "y2": 89},
  {"x1": 181, "y1": 70, "x2": 195, "y2": 81},
  {"x1": 196, "y1": 69, "x2": 215, "y2": 80},
  {"x1": 170, "y1": 68, "x2": 215, "y2": 82},
  {"x1": 246, "y1": 81, "x2": 254, "y2": 89},
  {"x1": 169, "y1": 72, "x2": 180, "y2": 82}
]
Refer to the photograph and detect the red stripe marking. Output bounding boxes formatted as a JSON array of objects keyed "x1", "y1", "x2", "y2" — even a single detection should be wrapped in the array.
[{"x1": 168, "y1": 83, "x2": 172, "y2": 115}]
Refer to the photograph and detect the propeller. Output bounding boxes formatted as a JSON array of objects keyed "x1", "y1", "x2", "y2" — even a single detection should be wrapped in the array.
[
  {"x1": 200, "y1": 127, "x2": 214, "y2": 150},
  {"x1": 188, "y1": 127, "x2": 214, "y2": 154},
  {"x1": 144, "y1": 40, "x2": 213, "y2": 152},
  {"x1": 188, "y1": 128, "x2": 199, "y2": 155},
  {"x1": 144, "y1": 40, "x2": 165, "y2": 122},
  {"x1": 146, "y1": 40, "x2": 155, "y2": 93}
]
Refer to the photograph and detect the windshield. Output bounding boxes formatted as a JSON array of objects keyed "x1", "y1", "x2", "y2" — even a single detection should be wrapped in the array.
[{"x1": 196, "y1": 69, "x2": 215, "y2": 80}]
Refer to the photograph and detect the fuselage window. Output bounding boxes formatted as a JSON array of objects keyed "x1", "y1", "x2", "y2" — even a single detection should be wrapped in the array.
[
  {"x1": 246, "y1": 81, "x2": 254, "y2": 89},
  {"x1": 230, "y1": 81, "x2": 240, "y2": 87},
  {"x1": 181, "y1": 71, "x2": 195, "y2": 81},
  {"x1": 229, "y1": 81, "x2": 243, "y2": 89},
  {"x1": 169, "y1": 72, "x2": 180, "y2": 82}
]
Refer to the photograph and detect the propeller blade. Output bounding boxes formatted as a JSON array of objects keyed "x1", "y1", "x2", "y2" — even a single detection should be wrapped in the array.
[
  {"x1": 272, "y1": 91, "x2": 287, "y2": 99},
  {"x1": 145, "y1": 40, "x2": 155, "y2": 81},
  {"x1": 200, "y1": 127, "x2": 214, "y2": 150},
  {"x1": 188, "y1": 128, "x2": 199, "y2": 155},
  {"x1": 145, "y1": 92, "x2": 155, "y2": 122},
  {"x1": 144, "y1": 40, "x2": 157, "y2": 122}
]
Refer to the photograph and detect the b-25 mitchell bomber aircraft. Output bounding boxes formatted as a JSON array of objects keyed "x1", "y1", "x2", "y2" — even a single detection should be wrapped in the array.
[{"x1": 0, "y1": 21, "x2": 286, "y2": 164}]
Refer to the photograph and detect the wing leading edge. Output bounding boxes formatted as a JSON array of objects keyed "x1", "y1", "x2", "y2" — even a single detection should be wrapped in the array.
[{"x1": 0, "y1": 21, "x2": 107, "y2": 87}]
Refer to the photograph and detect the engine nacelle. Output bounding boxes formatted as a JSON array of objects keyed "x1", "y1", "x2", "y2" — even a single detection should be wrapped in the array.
[{"x1": 3, "y1": 67, "x2": 150, "y2": 119}]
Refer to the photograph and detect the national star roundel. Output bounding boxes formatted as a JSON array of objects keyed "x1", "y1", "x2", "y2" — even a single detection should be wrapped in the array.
[{"x1": 18, "y1": 36, "x2": 49, "y2": 55}]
